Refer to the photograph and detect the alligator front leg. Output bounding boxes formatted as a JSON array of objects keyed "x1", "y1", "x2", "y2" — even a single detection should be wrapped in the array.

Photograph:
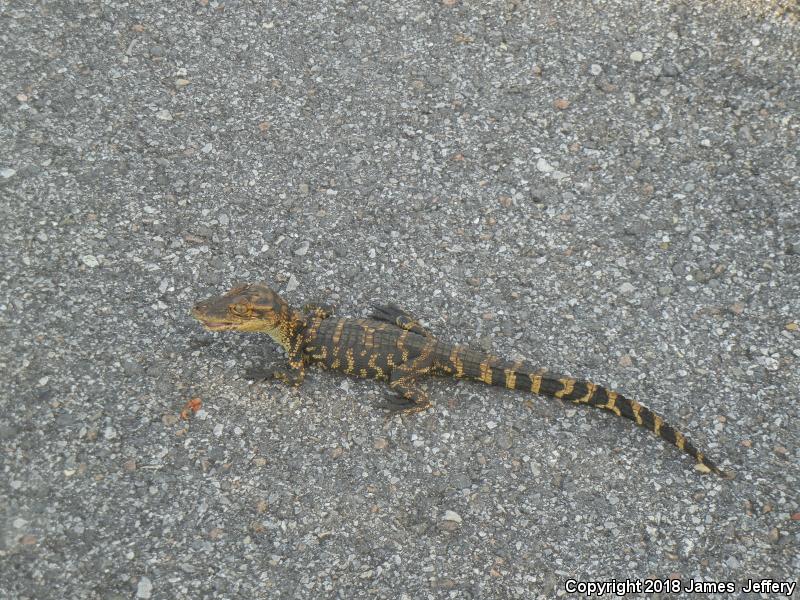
[
  {"x1": 244, "y1": 363, "x2": 306, "y2": 386},
  {"x1": 271, "y1": 364, "x2": 306, "y2": 386},
  {"x1": 245, "y1": 336, "x2": 309, "y2": 386}
]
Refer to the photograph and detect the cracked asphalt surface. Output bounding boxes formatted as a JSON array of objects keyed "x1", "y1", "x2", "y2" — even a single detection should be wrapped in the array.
[{"x1": 1, "y1": 1, "x2": 798, "y2": 598}]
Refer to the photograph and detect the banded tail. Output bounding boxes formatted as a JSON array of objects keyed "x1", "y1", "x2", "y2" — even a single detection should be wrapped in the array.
[{"x1": 442, "y1": 346, "x2": 729, "y2": 477}]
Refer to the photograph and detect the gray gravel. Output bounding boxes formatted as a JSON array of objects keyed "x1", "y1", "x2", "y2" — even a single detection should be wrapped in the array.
[{"x1": 1, "y1": 1, "x2": 798, "y2": 598}]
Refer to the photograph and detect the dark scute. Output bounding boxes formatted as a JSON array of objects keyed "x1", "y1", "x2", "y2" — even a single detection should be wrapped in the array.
[{"x1": 588, "y1": 386, "x2": 609, "y2": 406}]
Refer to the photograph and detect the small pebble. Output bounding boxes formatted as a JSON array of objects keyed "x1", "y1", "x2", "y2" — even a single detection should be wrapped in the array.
[
  {"x1": 536, "y1": 158, "x2": 554, "y2": 173},
  {"x1": 136, "y1": 576, "x2": 153, "y2": 599},
  {"x1": 443, "y1": 510, "x2": 462, "y2": 523}
]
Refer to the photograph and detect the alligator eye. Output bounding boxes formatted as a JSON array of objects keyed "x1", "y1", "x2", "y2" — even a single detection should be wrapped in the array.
[{"x1": 229, "y1": 303, "x2": 249, "y2": 316}]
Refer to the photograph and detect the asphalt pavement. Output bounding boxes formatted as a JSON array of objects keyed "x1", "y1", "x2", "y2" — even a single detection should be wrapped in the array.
[{"x1": 1, "y1": 1, "x2": 798, "y2": 598}]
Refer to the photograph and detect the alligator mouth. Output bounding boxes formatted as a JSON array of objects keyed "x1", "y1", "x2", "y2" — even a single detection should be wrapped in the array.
[
  {"x1": 199, "y1": 321, "x2": 234, "y2": 331},
  {"x1": 191, "y1": 307, "x2": 236, "y2": 331}
]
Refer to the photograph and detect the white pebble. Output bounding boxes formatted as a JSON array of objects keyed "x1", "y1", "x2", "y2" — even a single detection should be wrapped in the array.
[
  {"x1": 443, "y1": 510, "x2": 462, "y2": 523},
  {"x1": 136, "y1": 576, "x2": 153, "y2": 599},
  {"x1": 536, "y1": 158, "x2": 553, "y2": 173},
  {"x1": 80, "y1": 255, "x2": 99, "y2": 268}
]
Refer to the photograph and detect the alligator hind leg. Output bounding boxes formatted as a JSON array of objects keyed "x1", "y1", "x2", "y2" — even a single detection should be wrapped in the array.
[
  {"x1": 371, "y1": 303, "x2": 431, "y2": 337},
  {"x1": 380, "y1": 391, "x2": 428, "y2": 418},
  {"x1": 383, "y1": 354, "x2": 434, "y2": 418},
  {"x1": 385, "y1": 381, "x2": 431, "y2": 417}
]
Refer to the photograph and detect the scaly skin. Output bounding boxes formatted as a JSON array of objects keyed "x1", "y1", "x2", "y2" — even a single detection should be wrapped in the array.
[{"x1": 191, "y1": 283, "x2": 730, "y2": 477}]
